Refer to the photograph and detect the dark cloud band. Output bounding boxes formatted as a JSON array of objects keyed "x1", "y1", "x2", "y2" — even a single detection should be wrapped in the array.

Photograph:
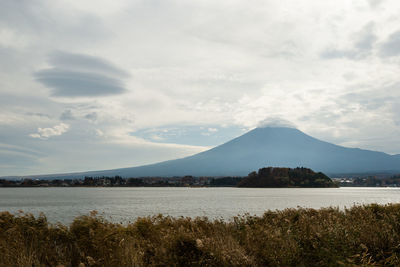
[
  {"x1": 34, "y1": 52, "x2": 128, "y2": 97},
  {"x1": 35, "y1": 69, "x2": 126, "y2": 97},
  {"x1": 49, "y1": 51, "x2": 129, "y2": 78}
]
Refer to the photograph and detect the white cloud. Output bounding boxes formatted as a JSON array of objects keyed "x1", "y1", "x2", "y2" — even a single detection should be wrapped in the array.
[
  {"x1": 95, "y1": 129, "x2": 104, "y2": 137},
  {"x1": 150, "y1": 134, "x2": 164, "y2": 141},
  {"x1": 257, "y1": 117, "x2": 296, "y2": 129},
  {"x1": 30, "y1": 123, "x2": 70, "y2": 139}
]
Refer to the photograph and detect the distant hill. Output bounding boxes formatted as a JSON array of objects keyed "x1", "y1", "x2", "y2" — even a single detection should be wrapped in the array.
[
  {"x1": 7, "y1": 126, "x2": 400, "y2": 179},
  {"x1": 238, "y1": 167, "x2": 336, "y2": 188}
]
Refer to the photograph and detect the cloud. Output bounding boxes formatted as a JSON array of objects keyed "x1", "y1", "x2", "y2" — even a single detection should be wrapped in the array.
[
  {"x1": 0, "y1": 0, "x2": 108, "y2": 46},
  {"x1": 34, "y1": 52, "x2": 128, "y2": 97},
  {"x1": 26, "y1": 112, "x2": 51, "y2": 119},
  {"x1": 257, "y1": 117, "x2": 297, "y2": 129},
  {"x1": 35, "y1": 69, "x2": 126, "y2": 97},
  {"x1": 60, "y1": 110, "x2": 75, "y2": 121},
  {"x1": 354, "y1": 23, "x2": 377, "y2": 51},
  {"x1": 131, "y1": 125, "x2": 247, "y2": 146},
  {"x1": 49, "y1": 51, "x2": 129, "y2": 78},
  {"x1": 367, "y1": 0, "x2": 384, "y2": 8},
  {"x1": 0, "y1": 143, "x2": 43, "y2": 157},
  {"x1": 95, "y1": 129, "x2": 104, "y2": 137},
  {"x1": 321, "y1": 49, "x2": 358, "y2": 60},
  {"x1": 380, "y1": 30, "x2": 400, "y2": 57},
  {"x1": 30, "y1": 123, "x2": 70, "y2": 139},
  {"x1": 84, "y1": 112, "x2": 98, "y2": 121},
  {"x1": 321, "y1": 22, "x2": 377, "y2": 60}
]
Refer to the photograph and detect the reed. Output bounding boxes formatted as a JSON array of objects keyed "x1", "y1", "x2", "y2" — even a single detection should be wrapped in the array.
[{"x1": 1, "y1": 204, "x2": 400, "y2": 266}]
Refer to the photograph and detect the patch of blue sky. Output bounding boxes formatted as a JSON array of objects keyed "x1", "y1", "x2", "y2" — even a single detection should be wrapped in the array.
[{"x1": 131, "y1": 125, "x2": 248, "y2": 146}]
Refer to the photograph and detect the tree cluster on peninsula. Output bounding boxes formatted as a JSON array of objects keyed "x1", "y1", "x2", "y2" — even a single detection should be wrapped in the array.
[{"x1": 238, "y1": 167, "x2": 337, "y2": 188}]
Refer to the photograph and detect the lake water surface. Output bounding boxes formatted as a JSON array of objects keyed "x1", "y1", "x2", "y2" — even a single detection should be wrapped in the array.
[{"x1": 1, "y1": 187, "x2": 400, "y2": 224}]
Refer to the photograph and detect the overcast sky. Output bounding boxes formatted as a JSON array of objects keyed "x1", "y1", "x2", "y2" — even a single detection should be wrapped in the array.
[{"x1": 1, "y1": 0, "x2": 400, "y2": 176}]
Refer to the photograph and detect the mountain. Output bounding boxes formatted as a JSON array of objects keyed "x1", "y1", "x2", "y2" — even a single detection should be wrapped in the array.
[{"x1": 12, "y1": 126, "x2": 400, "y2": 179}]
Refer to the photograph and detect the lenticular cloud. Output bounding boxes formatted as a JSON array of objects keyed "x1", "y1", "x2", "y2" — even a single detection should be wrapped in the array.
[{"x1": 34, "y1": 51, "x2": 128, "y2": 97}]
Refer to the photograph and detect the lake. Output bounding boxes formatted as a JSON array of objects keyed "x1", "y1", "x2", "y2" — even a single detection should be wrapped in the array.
[{"x1": 1, "y1": 187, "x2": 400, "y2": 224}]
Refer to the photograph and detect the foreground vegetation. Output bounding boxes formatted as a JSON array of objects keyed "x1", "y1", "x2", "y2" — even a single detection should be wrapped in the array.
[{"x1": 2, "y1": 204, "x2": 400, "y2": 266}]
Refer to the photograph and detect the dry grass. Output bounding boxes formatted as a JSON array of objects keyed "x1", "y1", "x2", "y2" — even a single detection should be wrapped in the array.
[{"x1": 1, "y1": 204, "x2": 400, "y2": 266}]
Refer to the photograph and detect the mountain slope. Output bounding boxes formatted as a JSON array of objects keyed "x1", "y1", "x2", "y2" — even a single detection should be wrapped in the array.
[
  {"x1": 12, "y1": 126, "x2": 400, "y2": 179},
  {"x1": 43, "y1": 126, "x2": 400, "y2": 178}
]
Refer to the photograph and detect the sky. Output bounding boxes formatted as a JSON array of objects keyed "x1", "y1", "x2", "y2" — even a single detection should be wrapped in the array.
[{"x1": 1, "y1": 0, "x2": 400, "y2": 176}]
